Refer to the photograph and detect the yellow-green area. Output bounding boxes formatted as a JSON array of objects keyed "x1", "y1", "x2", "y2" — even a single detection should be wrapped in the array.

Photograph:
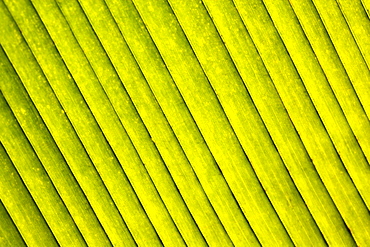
[{"x1": 1, "y1": 0, "x2": 369, "y2": 246}]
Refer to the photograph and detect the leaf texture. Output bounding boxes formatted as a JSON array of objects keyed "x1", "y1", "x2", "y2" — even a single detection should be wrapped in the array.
[{"x1": 1, "y1": 0, "x2": 369, "y2": 246}]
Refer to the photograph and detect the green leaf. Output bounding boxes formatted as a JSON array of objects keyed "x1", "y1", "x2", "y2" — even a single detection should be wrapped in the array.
[{"x1": 1, "y1": 0, "x2": 369, "y2": 246}]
